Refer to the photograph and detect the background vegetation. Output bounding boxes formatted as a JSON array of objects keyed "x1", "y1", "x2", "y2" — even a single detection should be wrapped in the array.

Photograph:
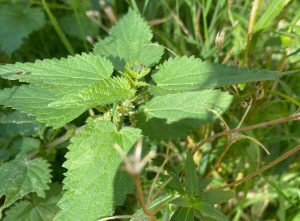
[{"x1": 0, "y1": 0, "x2": 300, "y2": 220}]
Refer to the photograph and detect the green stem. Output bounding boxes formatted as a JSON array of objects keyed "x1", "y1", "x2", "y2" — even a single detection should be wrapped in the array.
[{"x1": 41, "y1": 0, "x2": 75, "y2": 55}]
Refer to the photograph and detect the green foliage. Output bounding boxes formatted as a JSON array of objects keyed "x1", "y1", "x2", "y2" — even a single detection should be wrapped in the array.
[
  {"x1": 0, "y1": 2, "x2": 299, "y2": 221},
  {"x1": 49, "y1": 77, "x2": 135, "y2": 109},
  {"x1": 151, "y1": 56, "x2": 282, "y2": 95},
  {"x1": 185, "y1": 151, "x2": 198, "y2": 197},
  {"x1": 254, "y1": 0, "x2": 291, "y2": 33},
  {"x1": 170, "y1": 207, "x2": 194, "y2": 221},
  {"x1": 94, "y1": 9, "x2": 164, "y2": 70},
  {"x1": 0, "y1": 53, "x2": 113, "y2": 95},
  {"x1": 142, "y1": 90, "x2": 232, "y2": 123},
  {"x1": 0, "y1": 4, "x2": 45, "y2": 54},
  {"x1": 0, "y1": 153, "x2": 51, "y2": 217},
  {"x1": 54, "y1": 120, "x2": 140, "y2": 221},
  {"x1": 3, "y1": 184, "x2": 61, "y2": 221},
  {"x1": 169, "y1": 152, "x2": 235, "y2": 221},
  {"x1": 0, "y1": 110, "x2": 44, "y2": 138},
  {"x1": 0, "y1": 85, "x2": 86, "y2": 128},
  {"x1": 0, "y1": 53, "x2": 114, "y2": 128},
  {"x1": 136, "y1": 90, "x2": 231, "y2": 141}
]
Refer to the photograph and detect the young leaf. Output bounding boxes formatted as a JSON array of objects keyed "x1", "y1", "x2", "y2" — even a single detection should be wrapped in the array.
[
  {"x1": 48, "y1": 77, "x2": 135, "y2": 109},
  {"x1": 54, "y1": 120, "x2": 141, "y2": 221},
  {"x1": 151, "y1": 56, "x2": 283, "y2": 95},
  {"x1": 0, "y1": 153, "x2": 51, "y2": 215},
  {"x1": 3, "y1": 184, "x2": 62, "y2": 221},
  {"x1": 0, "y1": 4, "x2": 45, "y2": 54},
  {"x1": 94, "y1": 9, "x2": 164, "y2": 70},
  {"x1": 196, "y1": 202, "x2": 229, "y2": 221},
  {"x1": 0, "y1": 85, "x2": 86, "y2": 128},
  {"x1": 170, "y1": 207, "x2": 195, "y2": 221},
  {"x1": 141, "y1": 90, "x2": 232, "y2": 124},
  {"x1": 199, "y1": 190, "x2": 235, "y2": 205},
  {"x1": 0, "y1": 53, "x2": 113, "y2": 96},
  {"x1": 185, "y1": 151, "x2": 198, "y2": 197}
]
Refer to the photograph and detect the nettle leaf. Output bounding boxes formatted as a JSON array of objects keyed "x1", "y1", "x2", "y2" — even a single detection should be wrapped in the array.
[
  {"x1": 54, "y1": 120, "x2": 141, "y2": 221},
  {"x1": 0, "y1": 110, "x2": 44, "y2": 138},
  {"x1": 3, "y1": 184, "x2": 62, "y2": 221},
  {"x1": 10, "y1": 137, "x2": 40, "y2": 156},
  {"x1": 0, "y1": 53, "x2": 119, "y2": 128},
  {"x1": 136, "y1": 90, "x2": 231, "y2": 141},
  {"x1": 185, "y1": 152, "x2": 198, "y2": 197},
  {"x1": 0, "y1": 53, "x2": 113, "y2": 96},
  {"x1": 135, "y1": 113, "x2": 203, "y2": 142},
  {"x1": 151, "y1": 56, "x2": 283, "y2": 95},
  {"x1": 49, "y1": 77, "x2": 135, "y2": 109},
  {"x1": 0, "y1": 4, "x2": 45, "y2": 54},
  {"x1": 94, "y1": 9, "x2": 164, "y2": 70},
  {"x1": 199, "y1": 190, "x2": 235, "y2": 205},
  {"x1": 170, "y1": 207, "x2": 195, "y2": 221},
  {"x1": 0, "y1": 153, "x2": 51, "y2": 215},
  {"x1": 0, "y1": 85, "x2": 86, "y2": 128},
  {"x1": 141, "y1": 90, "x2": 232, "y2": 123}
]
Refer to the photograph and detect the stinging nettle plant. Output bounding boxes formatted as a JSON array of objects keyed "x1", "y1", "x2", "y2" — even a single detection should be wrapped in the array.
[{"x1": 0, "y1": 8, "x2": 297, "y2": 221}]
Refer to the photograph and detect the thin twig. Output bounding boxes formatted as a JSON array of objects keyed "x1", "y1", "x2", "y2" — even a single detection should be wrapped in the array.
[
  {"x1": 216, "y1": 144, "x2": 300, "y2": 189},
  {"x1": 192, "y1": 113, "x2": 300, "y2": 155},
  {"x1": 132, "y1": 175, "x2": 158, "y2": 221}
]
